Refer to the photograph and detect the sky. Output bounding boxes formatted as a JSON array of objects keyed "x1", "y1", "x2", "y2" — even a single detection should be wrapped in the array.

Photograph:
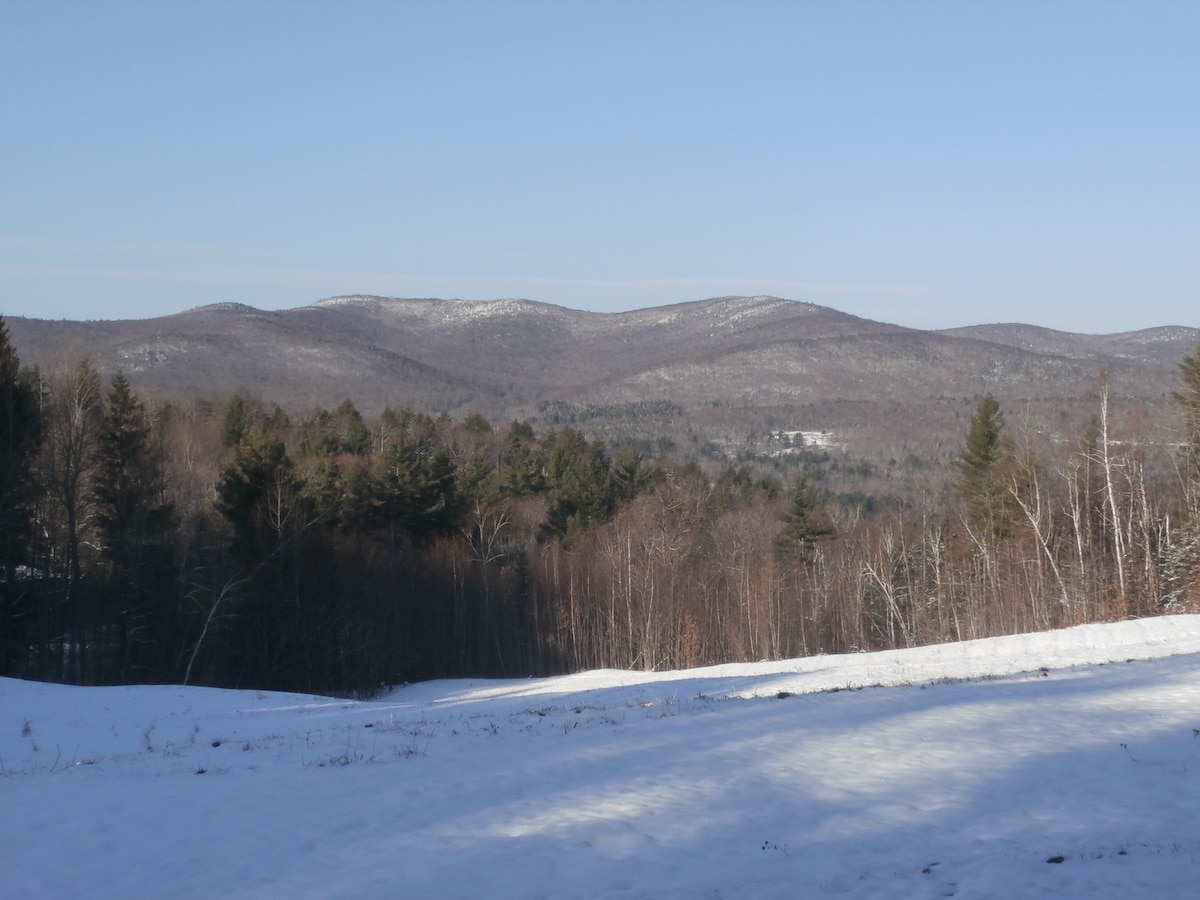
[{"x1": 2, "y1": 1, "x2": 1197, "y2": 333}]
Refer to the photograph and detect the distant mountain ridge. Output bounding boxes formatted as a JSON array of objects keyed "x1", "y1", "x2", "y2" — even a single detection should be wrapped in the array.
[
  {"x1": 6, "y1": 296, "x2": 1197, "y2": 424},
  {"x1": 937, "y1": 322, "x2": 1199, "y2": 369}
]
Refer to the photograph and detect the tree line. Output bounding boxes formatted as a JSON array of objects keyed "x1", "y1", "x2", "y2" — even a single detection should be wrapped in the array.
[{"x1": 2, "y1": 315, "x2": 1199, "y2": 695}]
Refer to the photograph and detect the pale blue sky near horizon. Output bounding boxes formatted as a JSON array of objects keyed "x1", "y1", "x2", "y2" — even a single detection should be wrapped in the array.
[{"x1": 2, "y1": 0, "x2": 1197, "y2": 333}]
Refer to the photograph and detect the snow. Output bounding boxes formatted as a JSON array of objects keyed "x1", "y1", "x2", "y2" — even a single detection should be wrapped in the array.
[
  {"x1": 5, "y1": 616, "x2": 1200, "y2": 898},
  {"x1": 309, "y1": 295, "x2": 557, "y2": 325}
]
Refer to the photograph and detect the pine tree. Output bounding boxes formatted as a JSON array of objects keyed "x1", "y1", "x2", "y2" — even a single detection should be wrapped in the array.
[
  {"x1": 0, "y1": 318, "x2": 41, "y2": 669},
  {"x1": 335, "y1": 398, "x2": 372, "y2": 456},
  {"x1": 776, "y1": 470, "x2": 835, "y2": 557},
  {"x1": 216, "y1": 424, "x2": 297, "y2": 558},
  {"x1": 91, "y1": 373, "x2": 175, "y2": 678},
  {"x1": 544, "y1": 428, "x2": 613, "y2": 542},
  {"x1": 501, "y1": 421, "x2": 545, "y2": 496},
  {"x1": 373, "y1": 434, "x2": 460, "y2": 542},
  {"x1": 1165, "y1": 342, "x2": 1200, "y2": 606},
  {"x1": 611, "y1": 443, "x2": 651, "y2": 503},
  {"x1": 221, "y1": 394, "x2": 248, "y2": 449},
  {"x1": 955, "y1": 393, "x2": 1014, "y2": 536},
  {"x1": 1175, "y1": 342, "x2": 1200, "y2": 504},
  {"x1": 93, "y1": 374, "x2": 173, "y2": 564}
]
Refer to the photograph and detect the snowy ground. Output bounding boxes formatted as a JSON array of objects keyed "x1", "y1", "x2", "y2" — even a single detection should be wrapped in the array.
[{"x1": 5, "y1": 617, "x2": 1200, "y2": 898}]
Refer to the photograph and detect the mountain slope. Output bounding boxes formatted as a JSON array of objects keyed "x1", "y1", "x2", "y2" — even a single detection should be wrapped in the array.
[
  {"x1": 939, "y1": 322, "x2": 1200, "y2": 369},
  {"x1": 8, "y1": 296, "x2": 1194, "y2": 422}
]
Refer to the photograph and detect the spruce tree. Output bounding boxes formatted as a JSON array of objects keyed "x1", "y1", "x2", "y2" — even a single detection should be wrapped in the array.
[
  {"x1": 373, "y1": 434, "x2": 460, "y2": 542},
  {"x1": 216, "y1": 424, "x2": 297, "y2": 558},
  {"x1": 501, "y1": 421, "x2": 545, "y2": 496},
  {"x1": 0, "y1": 318, "x2": 41, "y2": 668},
  {"x1": 776, "y1": 470, "x2": 835, "y2": 557},
  {"x1": 93, "y1": 375, "x2": 174, "y2": 570},
  {"x1": 221, "y1": 394, "x2": 248, "y2": 449},
  {"x1": 611, "y1": 443, "x2": 651, "y2": 503},
  {"x1": 92, "y1": 373, "x2": 175, "y2": 678},
  {"x1": 1165, "y1": 342, "x2": 1200, "y2": 605},
  {"x1": 544, "y1": 428, "x2": 613, "y2": 542},
  {"x1": 337, "y1": 399, "x2": 372, "y2": 456},
  {"x1": 956, "y1": 393, "x2": 1013, "y2": 535},
  {"x1": 1175, "y1": 342, "x2": 1200, "y2": 501}
]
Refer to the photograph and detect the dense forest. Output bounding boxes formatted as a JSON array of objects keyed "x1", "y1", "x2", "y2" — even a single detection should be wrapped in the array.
[{"x1": 2, "y1": 316, "x2": 1199, "y2": 695}]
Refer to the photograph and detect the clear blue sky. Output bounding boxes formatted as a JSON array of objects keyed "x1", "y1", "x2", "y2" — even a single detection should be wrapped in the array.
[{"x1": 2, "y1": 0, "x2": 1197, "y2": 332}]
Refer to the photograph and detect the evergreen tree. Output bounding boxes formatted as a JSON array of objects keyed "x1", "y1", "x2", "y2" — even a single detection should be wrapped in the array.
[
  {"x1": 221, "y1": 394, "x2": 248, "y2": 449},
  {"x1": 328, "y1": 398, "x2": 371, "y2": 456},
  {"x1": 0, "y1": 318, "x2": 39, "y2": 577},
  {"x1": 776, "y1": 470, "x2": 835, "y2": 557},
  {"x1": 461, "y1": 411, "x2": 492, "y2": 438},
  {"x1": 0, "y1": 318, "x2": 41, "y2": 669},
  {"x1": 296, "y1": 402, "x2": 371, "y2": 460},
  {"x1": 955, "y1": 393, "x2": 1014, "y2": 535},
  {"x1": 501, "y1": 421, "x2": 545, "y2": 496},
  {"x1": 611, "y1": 443, "x2": 652, "y2": 503},
  {"x1": 216, "y1": 424, "x2": 297, "y2": 558},
  {"x1": 297, "y1": 454, "x2": 346, "y2": 525},
  {"x1": 91, "y1": 373, "x2": 175, "y2": 678},
  {"x1": 1165, "y1": 342, "x2": 1200, "y2": 605},
  {"x1": 93, "y1": 374, "x2": 173, "y2": 562},
  {"x1": 1175, "y1": 342, "x2": 1200, "y2": 502},
  {"x1": 544, "y1": 428, "x2": 613, "y2": 542},
  {"x1": 373, "y1": 434, "x2": 460, "y2": 542}
]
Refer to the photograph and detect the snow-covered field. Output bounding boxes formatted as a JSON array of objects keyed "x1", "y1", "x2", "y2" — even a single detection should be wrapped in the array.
[{"x1": 5, "y1": 617, "x2": 1200, "y2": 898}]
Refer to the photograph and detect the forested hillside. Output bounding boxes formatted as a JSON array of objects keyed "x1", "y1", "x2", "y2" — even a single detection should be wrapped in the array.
[
  {"x1": 3, "y1": 315, "x2": 1200, "y2": 694},
  {"x1": 8, "y1": 297, "x2": 1195, "y2": 456}
]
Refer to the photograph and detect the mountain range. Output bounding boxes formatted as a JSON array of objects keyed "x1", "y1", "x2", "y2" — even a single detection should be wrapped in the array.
[
  {"x1": 8, "y1": 295, "x2": 1195, "y2": 414},
  {"x1": 7, "y1": 296, "x2": 1197, "y2": 479}
]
